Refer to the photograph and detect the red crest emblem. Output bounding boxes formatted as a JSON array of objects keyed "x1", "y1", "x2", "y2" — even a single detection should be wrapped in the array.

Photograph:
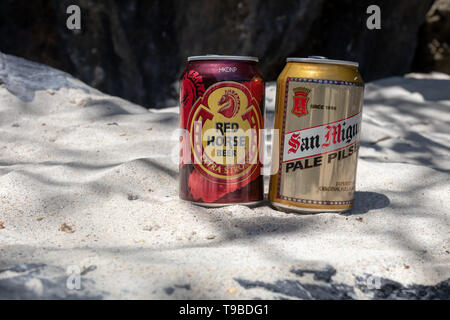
[{"x1": 292, "y1": 87, "x2": 311, "y2": 117}]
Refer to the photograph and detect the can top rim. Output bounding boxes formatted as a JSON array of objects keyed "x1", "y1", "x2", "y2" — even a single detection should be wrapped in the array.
[
  {"x1": 188, "y1": 55, "x2": 259, "y2": 62},
  {"x1": 286, "y1": 57, "x2": 359, "y2": 67}
]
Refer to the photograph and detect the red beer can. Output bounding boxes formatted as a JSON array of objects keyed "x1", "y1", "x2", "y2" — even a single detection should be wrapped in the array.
[{"x1": 179, "y1": 55, "x2": 265, "y2": 206}]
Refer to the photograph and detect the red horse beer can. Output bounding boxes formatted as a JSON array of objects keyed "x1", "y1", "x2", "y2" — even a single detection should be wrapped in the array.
[{"x1": 179, "y1": 55, "x2": 265, "y2": 206}]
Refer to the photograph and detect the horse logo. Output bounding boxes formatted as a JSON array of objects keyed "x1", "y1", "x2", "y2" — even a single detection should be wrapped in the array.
[{"x1": 218, "y1": 89, "x2": 241, "y2": 118}]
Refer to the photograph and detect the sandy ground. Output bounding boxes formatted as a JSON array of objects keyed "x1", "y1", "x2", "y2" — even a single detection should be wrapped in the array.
[{"x1": 0, "y1": 53, "x2": 448, "y2": 299}]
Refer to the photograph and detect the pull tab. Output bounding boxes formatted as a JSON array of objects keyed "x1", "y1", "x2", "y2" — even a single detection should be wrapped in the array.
[{"x1": 308, "y1": 56, "x2": 327, "y2": 59}]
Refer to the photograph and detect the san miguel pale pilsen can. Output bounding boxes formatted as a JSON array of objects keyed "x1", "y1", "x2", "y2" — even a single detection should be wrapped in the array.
[
  {"x1": 179, "y1": 55, "x2": 265, "y2": 206},
  {"x1": 269, "y1": 56, "x2": 364, "y2": 213}
]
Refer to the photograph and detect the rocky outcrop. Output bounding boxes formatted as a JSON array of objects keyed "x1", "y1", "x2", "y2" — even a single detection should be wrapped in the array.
[
  {"x1": 413, "y1": 0, "x2": 450, "y2": 73},
  {"x1": 0, "y1": 0, "x2": 439, "y2": 108}
]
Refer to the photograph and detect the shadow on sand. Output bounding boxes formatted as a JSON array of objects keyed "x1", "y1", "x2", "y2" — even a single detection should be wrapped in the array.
[{"x1": 346, "y1": 191, "x2": 390, "y2": 215}]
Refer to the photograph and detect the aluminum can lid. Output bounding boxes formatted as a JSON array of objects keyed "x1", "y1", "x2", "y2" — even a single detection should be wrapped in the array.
[
  {"x1": 286, "y1": 56, "x2": 359, "y2": 67},
  {"x1": 188, "y1": 55, "x2": 259, "y2": 62}
]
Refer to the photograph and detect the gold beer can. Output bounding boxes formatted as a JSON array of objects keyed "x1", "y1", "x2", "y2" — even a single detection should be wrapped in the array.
[{"x1": 269, "y1": 56, "x2": 364, "y2": 213}]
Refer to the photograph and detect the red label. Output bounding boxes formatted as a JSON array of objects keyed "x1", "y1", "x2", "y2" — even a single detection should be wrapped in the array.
[{"x1": 183, "y1": 80, "x2": 264, "y2": 203}]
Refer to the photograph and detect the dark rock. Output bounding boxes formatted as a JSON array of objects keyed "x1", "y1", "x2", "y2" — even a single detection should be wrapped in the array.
[
  {"x1": 413, "y1": 0, "x2": 450, "y2": 74},
  {"x1": 237, "y1": 265, "x2": 354, "y2": 299},
  {"x1": 290, "y1": 265, "x2": 337, "y2": 283},
  {"x1": 127, "y1": 194, "x2": 139, "y2": 201},
  {"x1": 164, "y1": 287, "x2": 174, "y2": 295},
  {"x1": 0, "y1": 52, "x2": 85, "y2": 102},
  {"x1": 0, "y1": 0, "x2": 73, "y2": 73},
  {"x1": 235, "y1": 278, "x2": 356, "y2": 300},
  {"x1": 292, "y1": 0, "x2": 435, "y2": 81},
  {"x1": 355, "y1": 274, "x2": 450, "y2": 300},
  {"x1": 163, "y1": 284, "x2": 191, "y2": 296},
  {"x1": 174, "y1": 284, "x2": 191, "y2": 291},
  {"x1": 235, "y1": 267, "x2": 450, "y2": 300},
  {"x1": 0, "y1": 264, "x2": 104, "y2": 299},
  {"x1": 0, "y1": 0, "x2": 438, "y2": 108}
]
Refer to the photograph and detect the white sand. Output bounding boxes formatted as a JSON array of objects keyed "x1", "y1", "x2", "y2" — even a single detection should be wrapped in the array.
[{"x1": 0, "y1": 53, "x2": 448, "y2": 299}]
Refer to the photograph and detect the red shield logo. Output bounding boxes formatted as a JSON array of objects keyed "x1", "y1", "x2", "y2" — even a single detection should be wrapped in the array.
[{"x1": 292, "y1": 87, "x2": 311, "y2": 117}]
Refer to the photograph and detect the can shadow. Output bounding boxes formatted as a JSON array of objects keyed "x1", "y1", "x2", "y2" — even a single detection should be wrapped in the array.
[{"x1": 343, "y1": 191, "x2": 390, "y2": 216}]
